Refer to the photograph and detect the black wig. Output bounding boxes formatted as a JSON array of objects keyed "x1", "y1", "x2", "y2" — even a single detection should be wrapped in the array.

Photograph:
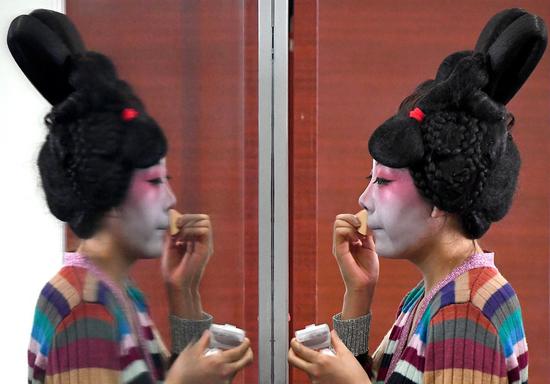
[
  {"x1": 368, "y1": 9, "x2": 547, "y2": 239},
  {"x1": 8, "y1": 10, "x2": 167, "y2": 238}
]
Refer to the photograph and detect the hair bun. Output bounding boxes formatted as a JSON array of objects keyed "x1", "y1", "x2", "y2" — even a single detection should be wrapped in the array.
[
  {"x1": 419, "y1": 53, "x2": 489, "y2": 112},
  {"x1": 7, "y1": 9, "x2": 85, "y2": 106},
  {"x1": 475, "y1": 8, "x2": 547, "y2": 104},
  {"x1": 46, "y1": 52, "x2": 125, "y2": 127},
  {"x1": 435, "y1": 50, "x2": 474, "y2": 82},
  {"x1": 461, "y1": 210, "x2": 491, "y2": 239},
  {"x1": 68, "y1": 52, "x2": 119, "y2": 91}
]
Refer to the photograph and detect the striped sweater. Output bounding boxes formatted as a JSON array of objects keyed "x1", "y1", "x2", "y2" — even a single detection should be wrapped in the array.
[
  {"x1": 29, "y1": 254, "x2": 172, "y2": 383},
  {"x1": 341, "y1": 252, "x2": 528, "y2": 383}
]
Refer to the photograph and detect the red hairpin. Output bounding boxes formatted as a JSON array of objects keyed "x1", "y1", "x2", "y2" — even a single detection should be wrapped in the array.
[
  {"x1": 409, "y1": 107, "x2": 425, "y2": 122},
  {"x1": 121, "y1": 108, "x2": 139, "y2": 122}
]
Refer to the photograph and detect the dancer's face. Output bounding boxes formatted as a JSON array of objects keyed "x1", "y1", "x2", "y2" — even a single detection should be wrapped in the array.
[
  {"x1": 115, "y1": 158, "x2": 176, "y2": 258},
  {"x1": 358, "y1": 160, "x2": 435, "y2": 258}
]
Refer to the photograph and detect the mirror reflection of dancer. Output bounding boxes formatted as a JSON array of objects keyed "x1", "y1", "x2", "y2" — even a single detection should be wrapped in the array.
[
  {"x1": 8, "y1": 10, "x2": 252, "y2": 384},
  {"x1": 289, "y1": 9, "x2": 546, "y2": 384}
]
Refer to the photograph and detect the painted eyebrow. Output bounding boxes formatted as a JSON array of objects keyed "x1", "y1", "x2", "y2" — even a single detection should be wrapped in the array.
[
  {"x1": 137, "y1": 172, "x2": 165, "y2": 183},
  {"x1": 139, "y1": 165, "x2": 165, "y2": 175},
  {"x1": 375, "y1": 166, "x2": 405, "y2": 178}
]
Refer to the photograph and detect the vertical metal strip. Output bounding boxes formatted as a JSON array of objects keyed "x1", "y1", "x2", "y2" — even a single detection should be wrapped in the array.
[
  {"x1": 259, "y1": 0, "x2": 288, "y2": 382},
  {"x1": 272, "y1": 0, "x2": 289, "y2": 383},
  {"x1": 258, "y1": 0, "x2": 274, "y2": 382}
]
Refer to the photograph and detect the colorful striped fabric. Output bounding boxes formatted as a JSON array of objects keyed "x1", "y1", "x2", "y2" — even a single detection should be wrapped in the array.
[
  {"x1": 28, "y1": 263, "x2": 170, "y2": 383},
  {"x1": 365, "y1": 253, "x2": 527, "y2": 383}
]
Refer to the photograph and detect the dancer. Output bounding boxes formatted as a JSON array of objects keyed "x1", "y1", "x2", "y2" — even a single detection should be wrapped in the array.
[
  {"x1": 8, "y1": 9, "x2": 252, "y2": 383},
  {"x1": 289, "y1": 8, "x2": 546, "y2": 383}
]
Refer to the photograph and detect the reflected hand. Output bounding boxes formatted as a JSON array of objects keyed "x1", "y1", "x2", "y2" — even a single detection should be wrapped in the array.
[
  {"x1": 162, "y1": 213, "x2": 213, "y2": 319},
  {"x1": 288, "y1": 330, "x2": 371, "y2": 384},
  {"x1": 162, "y1": 213, "x2": 213, "y2": 290},
  {"x1": 167, "y1": 331, "x2": 254, "y2": 384}
]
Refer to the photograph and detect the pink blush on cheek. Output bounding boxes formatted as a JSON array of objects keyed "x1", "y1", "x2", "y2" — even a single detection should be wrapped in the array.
[
  {"x1": 125, "y1": 173, "x2": 162, "y2": 205},
  {"x1": 126, "y1": 163, "x2": 166, "y2": 199},
  {"x1": 116, "y1": 172, "x2": 167, "y2": 258},
  {"x1": 377, "y1": 171, "x2": 420, "y2": 206},
  {"x1": 129, "y1": 176, "x2": 146, "y2": 194},
  {"x1": 124, "y1": 179, "x2": 149, "y2": 205},
  {"x1": 391, "y1": 180, "x2": 421, "y2": 205},
  {"x1": 369, "y1": 167, "x2": 434, "y2": 258}
]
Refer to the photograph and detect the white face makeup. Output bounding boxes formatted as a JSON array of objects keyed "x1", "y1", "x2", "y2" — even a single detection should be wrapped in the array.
[
  {"x1": 358, "y1": 160, "x2": 436, "y2": 258},
  {"x1": 113, "y1": 158, "x2": 176, "y2": 259}
]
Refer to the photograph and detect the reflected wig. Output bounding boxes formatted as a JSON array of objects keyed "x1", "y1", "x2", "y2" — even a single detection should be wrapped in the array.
[{"x1": 8, "y1": 9, "x2": 167, "y2": 238}]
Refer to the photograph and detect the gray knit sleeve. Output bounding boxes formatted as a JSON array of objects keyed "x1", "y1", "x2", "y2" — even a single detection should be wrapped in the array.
[
  {"x1": 170, "y1": 312, "x2": 213, "y2": 353},
  {"x1": 333, "y1": 312, "x2": 371, "y2": 356}
]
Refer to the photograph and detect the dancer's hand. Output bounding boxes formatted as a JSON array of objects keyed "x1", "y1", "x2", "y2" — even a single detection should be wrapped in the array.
[
  {"x1": 167, "y1": 331, "x2": 253, "y2": 384},
  {"x1": 288, "y1": 330, "x2": 371, "y2": 384},
  {"x1": 332, "y1": 214, "x2": 378, "y2": 318},
  {"x1": 162, "y1": 214, "x2": 213, "y2": 319}
]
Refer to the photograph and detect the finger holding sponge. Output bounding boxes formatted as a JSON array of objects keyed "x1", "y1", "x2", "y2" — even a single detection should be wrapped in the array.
[
  {"x1": 355, "y1": 210, "x2": 368, "y2": 236},
  {"x1": 169, "y1": 209, "x2": 184, "y2": 236}
]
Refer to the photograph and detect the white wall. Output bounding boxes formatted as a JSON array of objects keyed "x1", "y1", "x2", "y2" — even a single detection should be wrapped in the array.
[{"x1": 0, "y1": 1, "x2": 65, "y2": 380}]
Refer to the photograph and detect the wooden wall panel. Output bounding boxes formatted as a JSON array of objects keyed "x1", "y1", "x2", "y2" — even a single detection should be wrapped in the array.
[
  {"x1": 243, "y1": 2, "x2": 259, "y2": 382},
  {"x1": 67, "y1": 1, "x2": 257, "y2": 382},
  {"x1": 292, "y1": 1, "x2": 550, "y2": 382},
  {"x1": 289, "y1": 0, "x2": 318, "y2": 382}
]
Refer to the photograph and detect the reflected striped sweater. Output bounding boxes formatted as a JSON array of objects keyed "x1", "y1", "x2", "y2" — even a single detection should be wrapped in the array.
[
  {"x1": 338, "y1": 252, "x2": 528, "y2": 383},
  {"x1": 27, "y1": 253, "x2": 210, "y2": 384}
]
